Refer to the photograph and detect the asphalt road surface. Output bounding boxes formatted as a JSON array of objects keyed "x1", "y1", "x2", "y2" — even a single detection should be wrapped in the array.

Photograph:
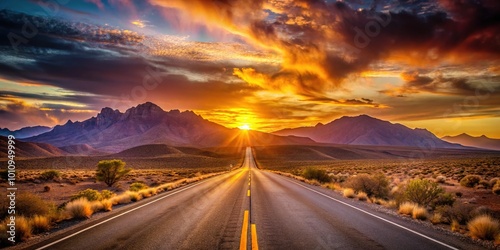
[{"x1": 27, "y1": 147, "x2": 482, "y2": 250}]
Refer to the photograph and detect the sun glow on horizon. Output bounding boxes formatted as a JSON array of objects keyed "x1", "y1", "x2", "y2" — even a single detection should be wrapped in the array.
[{"x1": 239, "y1": 124, "x2": 251, "y2": 130}]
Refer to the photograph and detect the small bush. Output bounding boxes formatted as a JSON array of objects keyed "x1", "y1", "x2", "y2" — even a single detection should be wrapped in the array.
[
  {"x1": 344, "y1": 173, "x2": 389, "y2": 198},
  {"x1": 14, "y1": 193, "x2": 53, "y2": 217},
  {"x1": 467, "y1": 215, "x2": 499, "y2": 240},
  {"x1": 302, "y1": 168, "x2": 331, "y2": 183},
  {"x1": 436, "y1": 176, "x2": 446, "y2": 183},
  {"x1": 65, "y1": 198, "x2": 93, "y2": 219},
  {"x1": 111, "y1": 193, "x2": 132, "y2": 205},
  {"x1": 139, "y1": 188, "x2": 156, "y2": 198},
  {"x1": 460, "y1": 175, "x2": 482, "y2": 188},
  {"x1": 90, "y1": 201, "x2": 104, "y2": 212},
  {"x1": 384, "y1": 200, "x2": 398, "y2": 209},
  {"x1": 430, "y1": 213, "x2": 443, "y2": 225},
  {"x1": 15, "y1": 216, "x2": 32, "y2": 241},
  {"x1": 432, "y1": 192, "x2": 455, "y2": 208},
  {"x1": 96, "y1": 159, "x2": 131, "y2": 187},
  {"x1": 44, "y1": 185, "x2": 51, "y2": 192},
  {"x1": 71, "y1": 189, "x2": 102, "y2": 201},
  {"x1": 399, "y1": 202, "x2": 417, "y2": 215},
  {"x1": 489, "y1": 178, "x2": 499, "y2": 187},
  {"x1": 357, "y1": 191, "x2": 368, "y2": 201},
  {"x1": 402, "y1": 179, "x2": 444, "y2": 206},
  {"x1": 128, "y1": 191, "x2": 142, "y2": 202},
  {"x1": 40, "y1": 170, "x2": 61, "y2": 181},
  {"x1": 100, "y1": 190, "x2": 116, "y2": 200},
  {"x1": 493, "y1": 181, "x2": 500, "y2": 195},
  {"x1": 31, "y1": 215, "x2": 51, "y2": 233},
  {"x1": 100, "y1": 200, "x2": 113, "y2": 211},
  {"x1": 451, "y1": 220, "x2": 460, "y2": 232},
  {"x1": 343, "y1": 188, "x2": 355, "y2": 198},
  {"x1": 437, "y1": 202, "x2": 474, "y2": 224},
  {"x1": 129, "y1": 182, "x2": 148, "y2": 192},
  {"x1": 412, "y1": 206, "x2": 428, "y2": 220}
]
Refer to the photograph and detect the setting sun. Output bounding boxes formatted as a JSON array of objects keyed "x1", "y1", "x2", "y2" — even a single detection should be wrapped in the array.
[{"x1": 239, "y1": 124, "x2": 251, "y2": 130}]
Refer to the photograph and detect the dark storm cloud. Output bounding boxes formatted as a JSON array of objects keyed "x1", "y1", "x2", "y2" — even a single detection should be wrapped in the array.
[
  {"x1": 154, "y1": 0, "x2": 500, "y2": 96},
  {"x1": 380, "y1": 72, "x2": 500, "y2": 96}
]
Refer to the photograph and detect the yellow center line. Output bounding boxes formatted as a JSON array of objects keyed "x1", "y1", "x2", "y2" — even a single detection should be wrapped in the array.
[
  {"x1": 240, "y1": 210, "x2": 249, "y2": 250},
  {"x1": 251, "y1": 224, "x2": 258, "y2": 250},
  {"x1": 247, "y1": 190, "x2": 250, "y2": 196}
]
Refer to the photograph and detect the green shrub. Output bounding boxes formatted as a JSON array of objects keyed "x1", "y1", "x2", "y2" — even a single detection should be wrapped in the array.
[
  {"x1": 40, "y1": 170, "x2": 61, "y2": 181},
  {"x1": 96, "y1": 159, "x2": 131, "y2": 187},
  {"x1": 302, "y1": 168, "x2": 331, "y2": 183},
  {"x1": 436, "y1": 202, "x2": 474, "y2": 224},
  {"x1": 71, "y1": 189, "x2": 102, "y2": 201},
  {"x1": 402, "y1": 179, "x2": 444, "y2": 206},
  {"x1": 431, "y1": 192, "x2": 456, "y2": 208},
  {"x1": 100, "y1": 190, "x2": 116, "y2": 200},
  {"x1": 129, "y1": 182, "x2": 148, "y2": 192},
  {"x1": 12, "y1": 193, "x2": 53, "y2": 217},
  {"x1": 460, "y1": 175, "x2": 482, "y2": 188},
  {"x1": 344, "y1": 173, "x2": 389, "y2": 198}
]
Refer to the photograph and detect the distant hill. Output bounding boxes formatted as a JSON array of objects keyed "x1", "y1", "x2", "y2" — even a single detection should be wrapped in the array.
[
  {"x1": 0, "y1": 136, "x2": 66, "y2": 158},
  {"x1": 274, "y1": 115, "x2": 463, "y2": 149},
  {"x1": 25, "y1": 102, "x2": 313, "y2": 152},
  {"x1": 110, "y1": 144, "x2": 224, "y2": 158},
  {"x1": 58, "y1": 144, "x2": 104, "y2": 155},
  {"x1": 442, "y1": 133, "x2": 500, "y2": 151},
  {"x1": 0, "y1": 126, "x2": 51, "y2": 139}
]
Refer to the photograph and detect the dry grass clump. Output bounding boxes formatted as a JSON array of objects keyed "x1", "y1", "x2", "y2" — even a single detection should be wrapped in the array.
[
  {"x1": 323, "y1": 182, "x2": 341, "y2": 191},
  {"x1": 430, "y1": 213, "x2": 443, "y2": 225},
  {"x1": 398, "y1": 202, "x2": 427, "y2": 220},
  {"x1": 65, "y1": 198, "x2": 93, "y2": 219},
  {"x1": 30, "y1": 215, "x2": 51, "y2": 233},
  {"x1": 451, "y1": 220, "x2": 460, "y2": 232},
  {"x1": 357, "y1": 191, "x2": 368, "y2": 201},
  {"x1": 128, "y1": 191, "x2": 142, "y2": 202},
  {"x1": 90, "y1": 201, "x2": 104, "y2": 212},
  {"x1": 111, "y1": 192, "x2": 132, "y2": 204},
  {"x1": 398, "y1": 202, "x2": 417, "y2": 215},
  {"x1": 460, "y1": 175, "x2": 482, "y2": 188},
  {"x1": 412, "y1": 206, "x2": 428, "y2": 220},
  {"x1": 467, "y1": 215, "x2": 500, "y2": 240},
  {"x1": 100, "y1": 200, "x2": 113, "y2": 211},
  {"x1": 15, "y1": 216, "x2": 32, "y2": 241},
  {"x1": 493, "y1": 180, "x2": 500, "y2": 195},
  {"x1": 343, "y1": 188, "x2": 355, "y2": 198},
  {"x1": 139, "y1": 188, "x2": 157, "y2": 198},
  {"x1": 383, "y1": 200, "x2": 398, "y2": 209}
]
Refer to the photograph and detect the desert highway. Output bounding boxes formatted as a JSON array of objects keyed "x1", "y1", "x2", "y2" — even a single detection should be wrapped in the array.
[{"x1": 27, "y1": 147, "x2": 481, "y2": 250}]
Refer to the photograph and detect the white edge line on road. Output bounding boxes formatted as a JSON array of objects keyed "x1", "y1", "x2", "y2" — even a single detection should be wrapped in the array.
[
  {"x1": 35, "y1": 177, "x2": 217, "y2": 250},
  {"x1": 280, "y1": 176, "x2": 459, "y2": 250}
]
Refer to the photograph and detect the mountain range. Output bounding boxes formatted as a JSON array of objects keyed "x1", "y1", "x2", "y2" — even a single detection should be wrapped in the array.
[
  {"x1": 442, "y1": 133, "x2": 500, "y2": 151},
  {"x1": 3, "y1": 102, "x2": 493, "y2": 156},
  {"x1": 0, "y1": 126, "x2": 51, "y2": 139},
  {"x1": 274, "y1": 115, "x2": 463, "y2": 149},
  {"x1": 25, "y1": 102, "x2": 312, "y2": 152}
]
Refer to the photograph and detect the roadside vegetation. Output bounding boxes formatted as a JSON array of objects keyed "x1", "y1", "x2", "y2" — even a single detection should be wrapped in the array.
[
  {"x1": 267, "y1": 161, "x2": 500, "y2": 246},
  {"x1": 0, "y1": 158, "x2": 231, "y2": 247}
]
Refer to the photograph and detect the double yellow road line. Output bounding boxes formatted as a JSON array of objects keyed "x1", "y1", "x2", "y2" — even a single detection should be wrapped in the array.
[
  {"x1": 240, "y1": 210, "x2": 258, "y2": 250},
  {"x1": 241, "y1": 170, "x2": 258, "y2": 250}
]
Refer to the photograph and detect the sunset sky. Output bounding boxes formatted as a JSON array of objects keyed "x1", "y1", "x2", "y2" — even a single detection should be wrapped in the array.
[{"x1": 0, "y1": 0, "x2": 499, "y2": 137}]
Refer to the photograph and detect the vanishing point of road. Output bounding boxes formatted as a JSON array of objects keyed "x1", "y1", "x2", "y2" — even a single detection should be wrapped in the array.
[{"x1": 27, "y1": 147, "x2": 482, "y2": 250}]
